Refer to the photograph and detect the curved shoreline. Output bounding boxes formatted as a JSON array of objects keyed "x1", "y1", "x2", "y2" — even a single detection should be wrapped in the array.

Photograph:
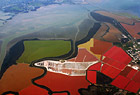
[
  {"x1": 0, "y1": 10, "x2": 102, "y2": 94},
  {"x1": 0, "y1": 39, "x2": 73, "y2": 79},
  {"x1": 21, "y1": 11, "x2": 138, "y2": 95},
  {"x1": 90, "y1": 11, "x2": 135, "y2": 42},
  {"x1": 0, "y1": 9, "x2": 139, "y2": 95},
  {"x1": 0, "y1": 39, "x2": 25, "y2": 78},
  {"x1": 1, "y1": 21, "x2": 101, "y2": 95},
  {"x1": 0, "y1": 10, "x2": 103, "y2": 95},
  {"x1": 94, "y1": 10, "x2": 140, "y2": 26},
  {"x1": 32, "y1": 39, "x2": 74, "y2": 63},
  {"x1": 1, "y1": 10, "x2": 134, "y2": 95},
  {"x1": 30, "y1": 62, "x2": 71, "y2": 95},
  {"x1": 2, "y1": 91, "x2": 19, "y2": 95},
  {"x1": 28, "y1": 23, "x2": 101, "y2": 95}
]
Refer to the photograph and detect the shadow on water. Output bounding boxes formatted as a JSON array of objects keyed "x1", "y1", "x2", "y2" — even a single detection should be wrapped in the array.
[
  {"x1": 0, "y1": 38, "x2": 38, "y2": 78},
  {"x1": 0, "y1": 40, "x2": 24, "y2": 78}
]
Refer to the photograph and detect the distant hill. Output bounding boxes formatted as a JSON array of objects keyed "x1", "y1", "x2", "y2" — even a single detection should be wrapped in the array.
[
  {"x1": 0, "y1": 0, "x2": 55, "y2": 7},
  {"x1": 0, "y1": 0, "x2": 140, "y2": 17},
  {"x1": 0, "y1": 0, "x2": 74, "y2": 13},
  {"x1": 0, "y1": 0, "x2": 73, "y2": 8}
]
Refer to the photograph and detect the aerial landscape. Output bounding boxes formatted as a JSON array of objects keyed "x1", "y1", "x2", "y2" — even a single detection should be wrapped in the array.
[{"x1": 0, "y1": 0, "x2": 140, "y2": 95}]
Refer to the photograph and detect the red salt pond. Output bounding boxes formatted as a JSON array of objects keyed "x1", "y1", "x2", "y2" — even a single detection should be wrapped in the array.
[
  {"x1": 35, "y1": 71, "x2": 89, "y2": 95},
  {"x1": 69, "y1": 48, "x2": 98, "y2": 62},
  {"x1": 19, "y1": 84, "x2": 49, "y2": 95},
  {"x1": 19, "y1": 71, "x2": 89, "y2": 95}
]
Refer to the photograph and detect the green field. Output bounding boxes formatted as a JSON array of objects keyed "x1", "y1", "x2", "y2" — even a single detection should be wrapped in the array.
[{"x1": 17, "y1": 40, "x2": 71, "y2": 64}]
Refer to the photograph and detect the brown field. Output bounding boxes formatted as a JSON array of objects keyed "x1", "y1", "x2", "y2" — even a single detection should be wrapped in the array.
[
  {"x1": 93, "y1": 23, "x2": 108, "y2": 41},
  {"x1": 0, "y1": 63, "x2": 44, "y2": 94},
  {"x1": 90, "y1": 39, "x2": 113, "y2": 55},
  {"x1": 106, "y1": 23, "x2": 122, "y2": 34},
  {"x1": 121, "y1": 23, "x2": 140, "y2": 39},
  {"x1": 103, "y1": 33, "x2": 120, "y2": 42},
  {"x1": 96, "y1": 11, "x2": 137, "y2": 24},
  {"x1": 103, "y1": 23, "x2": 122, "y2": 42},
  {"x1": 94, "y1": 22, "x2": 122, "y2": 42}
]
